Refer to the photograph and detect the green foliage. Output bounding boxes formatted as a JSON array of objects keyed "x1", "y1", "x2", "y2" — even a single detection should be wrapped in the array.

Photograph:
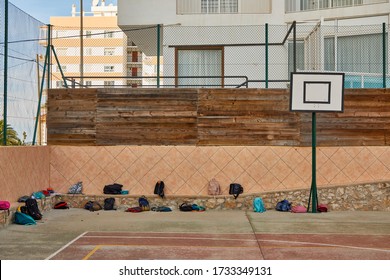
[{"x1": 0, "y1": 119, "x2": 22, "y2": 146}]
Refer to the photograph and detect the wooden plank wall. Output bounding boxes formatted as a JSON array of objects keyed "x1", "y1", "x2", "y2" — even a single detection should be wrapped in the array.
[
  {"x1": 198, "y1": 89, "x2": 300, "y2": 145},
  {"x1": 96, "y1": 89, "x2": 198, "y2": 145},
  {"x1": 47, "y1": 89, "x2": 97, "y2": 145},
  {"x1": 47, "y1": 88, "x2": 390, "y2": 146}
]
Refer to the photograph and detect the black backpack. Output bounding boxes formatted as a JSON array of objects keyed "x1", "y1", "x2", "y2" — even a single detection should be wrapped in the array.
[
  {"x1": 103, "y1": 183, "x2": 123, "y2": 194},
  {"x1": 25, "y1": 198, "x2": 42, "y2": 220},
  {"x1": 229, "y1": 183, "x2": 243, "y2": 199},
  {"x1": 104, "y1": 198, "x2": 116, "y2": 210},
  {"x1": 154, "y1": 181, "x2": 165, "y2": 198},
  {"x1": 275, "y1": 199, "x2": 292, "y2": 212}
]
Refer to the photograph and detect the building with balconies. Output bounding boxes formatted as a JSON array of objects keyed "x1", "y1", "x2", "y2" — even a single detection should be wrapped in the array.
[{"x1": 117, "y1": 0, "x2": 389, "y2": 88}]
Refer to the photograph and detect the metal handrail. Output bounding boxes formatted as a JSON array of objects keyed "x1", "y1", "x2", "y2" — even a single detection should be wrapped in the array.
[{"x1": 64, "y1": 75, "x2": 249, "y2": 89}]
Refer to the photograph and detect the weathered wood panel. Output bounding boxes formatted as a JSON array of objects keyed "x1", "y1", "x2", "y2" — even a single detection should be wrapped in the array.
[
  {"x1": 47, "y1": 88, "x2": 390, "y2": 146},
  {"x1": 96, "y1": 88, "x2": 198, "y2": 145},
  {"x1": 198, "y1": 89, "x2": 300, "y2": 145},
  {"x1": 47, "y1": 89, "x2": 97, "y2": 145},
  {"x1": 299, "y1": 89, "x2": 390, "y2": 146}
]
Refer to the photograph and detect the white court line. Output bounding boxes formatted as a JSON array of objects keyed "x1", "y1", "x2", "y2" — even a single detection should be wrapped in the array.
[
  {"x1": 84, "y1": 235, "x2": 257, "y2": 242},
  {"x1": 259, "y1": 239, "x2": 390, "y2": 253},
  {"x1": 45, "y1": 231, "x2": 88, "y2": 260}
]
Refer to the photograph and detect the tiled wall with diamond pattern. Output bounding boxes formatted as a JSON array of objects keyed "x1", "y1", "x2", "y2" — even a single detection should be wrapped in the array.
[
  {"x1": 0, "y1": 147, "x2": 50, "y2": 202},
  {"x1": 49, "y1": 145, "x2": 390, "y2": 196}
]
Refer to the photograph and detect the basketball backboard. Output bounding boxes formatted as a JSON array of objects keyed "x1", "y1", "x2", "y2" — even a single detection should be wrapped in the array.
[{"x1": 290, "y1": 72, "x2": 345, "y2": 112}]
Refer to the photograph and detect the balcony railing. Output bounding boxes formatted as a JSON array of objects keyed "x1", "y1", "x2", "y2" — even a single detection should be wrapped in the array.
[{"x1": 285, "y1": 0, "x2": 388, "y2": 13}]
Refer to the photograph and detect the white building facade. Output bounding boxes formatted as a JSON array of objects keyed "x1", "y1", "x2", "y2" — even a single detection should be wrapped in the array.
[{"x1": 117, "y1": 0, "x2": 390, "y2": 88}]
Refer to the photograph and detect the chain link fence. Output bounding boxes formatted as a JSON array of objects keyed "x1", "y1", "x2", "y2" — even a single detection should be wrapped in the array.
[
  {"x1": 0, "y1": 1, "x2": 46, "y2": 145},
  {"x1": 49, "y1": 22, "x2": 389, "y2": 89}
]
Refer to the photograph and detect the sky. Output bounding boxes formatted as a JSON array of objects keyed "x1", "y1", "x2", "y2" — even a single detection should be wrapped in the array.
[{"x1": 9, "y1": 0, "x2": 117, "y2": 23}]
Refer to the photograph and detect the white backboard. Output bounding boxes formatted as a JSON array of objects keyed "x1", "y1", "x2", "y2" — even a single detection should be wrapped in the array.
[{"x1": 290, "y1": 72, "x2": 345, "y2": 112}]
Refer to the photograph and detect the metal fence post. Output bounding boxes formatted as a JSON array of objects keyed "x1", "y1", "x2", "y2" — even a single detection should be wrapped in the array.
[
  {"x1": 383, "y1": 22, "x2": 387, "y2": 89},
  {"x1": 157, "y1": 24, "x2": 161, "y2": 88},
  {"x1": 2, "y1": 0, "x2": 8, "y2": 145},
  {"x1": 265, "y1": 23, "x2": 269, "y2": 89}
]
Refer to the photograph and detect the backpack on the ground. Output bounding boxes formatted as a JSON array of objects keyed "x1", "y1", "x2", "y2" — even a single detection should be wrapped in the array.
[
  {"x1": 179, "y1": 203, "x2": 193, "y2": 212},
  {"x1": 138, "y1": 196, "x2": 150, "y2": 211},
  {"x1": 275, "y1": 199, "x2": 291, "y2": 212},
  {"x1": 208, "y1": 178, "x2": 221, "y2": 195},
  {"x1": 154, "y1": 181, "x2": 165, "y2": 198},
  {"x1": 104, "y1": 198, "x2": 116, "y2": 210},
  {"x1": 229, "y1": 183, "x2": 243, "y2": 199},
  {"x1": 84, "y1": 201, "x2": 102, "y2": 212},
  {"x1": 0, "y1": 200, "x2": 10, "y2": 215},
  {"x1": 317, "y1": 204, "x2": 328, "y2": 212},
  {"x1": 253, "y1": 197, "x2": 266, "y2": 213},
  {"x1": 54, "y1": 201, "x2": 69, "y2": 209},
  {"x1": 103, "y1": 183, "x2": 123, "y2": 195},
  {"x1": 291, "y1": 205, "x2": 307, "y2": 213},
  {"x1": 68, "y1": 181, "x2": 83, "y2": 194},
  {"x1": 25, "y1": 198, "x2": 42, "y2": 220},
  {"x1": 151, "y1": 206, "x2": 172, "y2": 212},
  {"x1": 14, "y1": 211, "x2": 36, "y2": 225}
]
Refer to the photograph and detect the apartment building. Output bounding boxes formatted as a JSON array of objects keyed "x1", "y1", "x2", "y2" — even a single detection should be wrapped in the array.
[
  {"x1": 118, "y1": 0, "x2": 390, "y2": 88},
  {"x1": 49, "y1": 0, "x2": 143, "y2": 89}
]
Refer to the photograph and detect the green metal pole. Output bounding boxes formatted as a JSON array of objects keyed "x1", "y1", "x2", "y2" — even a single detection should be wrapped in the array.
[
  {"x1": 47, "y1": 25, "x2": 52, "y2": 91},
  {"x1": 308, "y1": 112, "x2": 318, "y2": 213},
  {"x1": 157, "y1": 24, "x2": 161, "y2": 88},
  {"x1": 51, "y1": 46, "x2": 68, "y2": 88},
  {"x1": 32, "y1": 46, "x2": 50, "y2": 145},
  {"x1": 383, "y1": 23, "x2": 386, "y2": 89},
  {"x1": 265, "y1": 23, "x2": 269, "y2": 89},
  {"x1": 2, "y1": 0, "x2": 8, "y2": 145},
  {"x1": 293, "y1": 21, "x2": 297, "y2": 73}
]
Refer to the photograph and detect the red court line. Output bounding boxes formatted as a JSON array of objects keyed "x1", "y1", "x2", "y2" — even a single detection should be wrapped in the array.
[
  {"x1": 48, "y1": 232, "x2": 390, "y2": 260},
  {"x1": 49, "y1": 232, "x2": 263, "y2": 260}
]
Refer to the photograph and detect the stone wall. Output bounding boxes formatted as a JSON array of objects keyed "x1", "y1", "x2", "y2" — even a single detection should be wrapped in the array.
[{"x1": 53, "y1": 181, "x2": 390, "y2": 211}]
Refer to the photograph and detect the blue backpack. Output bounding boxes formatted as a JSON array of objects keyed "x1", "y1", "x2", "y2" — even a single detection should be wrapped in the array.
[
  {"x1": 138, "y1": 196, "x2": 150, "y2": 211},
  {"x1": 253, "y1": 197, "x2": 266, "y2": 213},
  {"x1": 14, "y1": 211, "x2": 36, "y2": 225},
  {"x1": 275, "y1": 199, "x2": 292, "y2": 212}
]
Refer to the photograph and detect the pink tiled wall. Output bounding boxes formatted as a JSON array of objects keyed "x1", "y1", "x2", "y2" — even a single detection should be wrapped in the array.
[
  {"x1": 0, "y1": 146, "x2": 50, "y2": 202},
  {"x1": 49, "y1": 145, "x2": 390, "y2": 196}
]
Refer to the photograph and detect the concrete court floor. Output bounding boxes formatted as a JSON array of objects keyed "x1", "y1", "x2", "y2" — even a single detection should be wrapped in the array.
[{"x1": 0, "y1": 208, "x2": 389, "y2": 260}]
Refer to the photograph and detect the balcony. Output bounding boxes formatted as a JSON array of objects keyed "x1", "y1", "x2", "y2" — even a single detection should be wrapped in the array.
[{"x1": 285, "y1": 0, "x2": 388, "y2": 13}]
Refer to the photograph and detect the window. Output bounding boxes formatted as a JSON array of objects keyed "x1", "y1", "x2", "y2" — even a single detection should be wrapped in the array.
[
  {"x1": 201, "y1": 0, "x2": 238, "y2": 13},
  {"x1": 104, "y1": 48, "x2": 115, "y2": 56},
  {"x1": 104, "y1": 66, "x2": 115, "y2": 72},
  {"x1": 104, "y1": 81, "x2": 115, "y2": 88},
  {"x1": 85, "y1": 48, "x2": 93, "y2": 56},
  {"x1": 104, "y1": 30, "x2": 113, "y2": 38},
  {"x1": 86, "y1": 30, "x2": 92, "y2": 38},
  {"x1": 56, "y1": 81, "x2": 64, "y2": 88},
  {"x1": 56, "y1": 48, "x2": 68, "y2": 56},
  {"x1": 288, "y1": 41, "x2": 305, "y2": 73},
  {"x1": 176, "y1": 47, "x2": 223, "y2": 87},
  {"x1": 56, "y1": 65, "x2": 67, "y2": 72}
]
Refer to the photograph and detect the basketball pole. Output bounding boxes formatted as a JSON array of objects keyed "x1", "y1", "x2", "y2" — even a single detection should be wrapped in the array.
[{"x1": 308, "y1": 111, "x2": 318, "y2": 213}]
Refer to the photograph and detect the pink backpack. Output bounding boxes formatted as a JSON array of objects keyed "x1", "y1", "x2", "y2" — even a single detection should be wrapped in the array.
[
  {"x1": 0, "y1": 200, "x2": 10, "y2": 210},
  {"x1": 208, "y1": 178, "x2": 221, "y2": 195},
  {"x1": 0, "y1": 200, "x2": 10, "y2": 215},
  {"x1": 291, "y1": 205, "x2": 307, "y2": 213}
]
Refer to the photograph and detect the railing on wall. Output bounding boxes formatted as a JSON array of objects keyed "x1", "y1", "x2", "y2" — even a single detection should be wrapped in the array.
[{"x1": 285, "y1": 0, "x2": 388, "y2": 13}]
